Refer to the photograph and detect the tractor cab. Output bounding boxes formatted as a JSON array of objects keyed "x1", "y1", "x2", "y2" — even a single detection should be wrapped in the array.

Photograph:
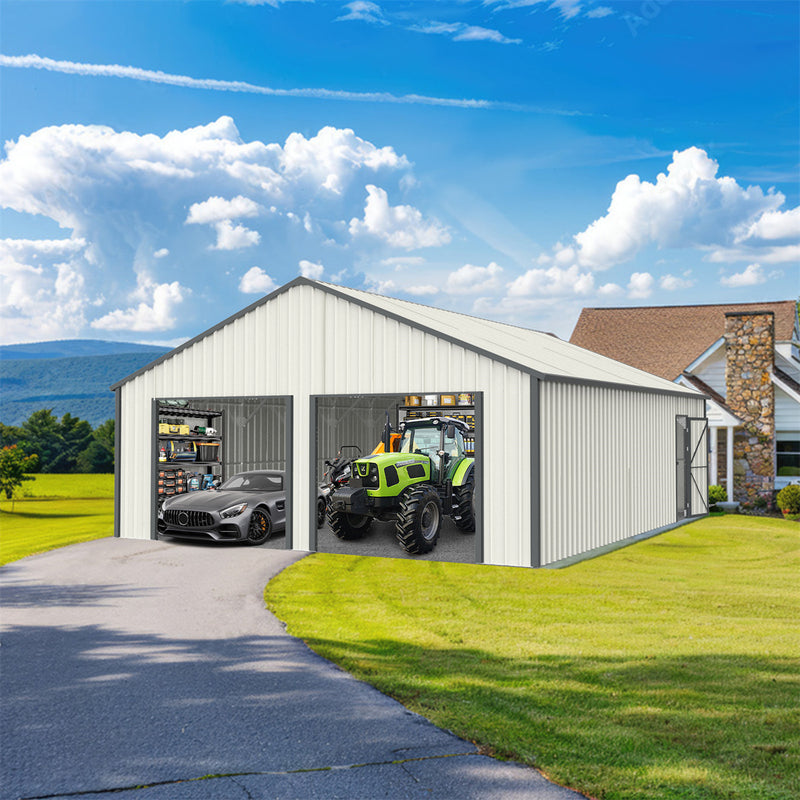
[{"x1": 398, "y1": 417, "x2": 468, "y2": 484}]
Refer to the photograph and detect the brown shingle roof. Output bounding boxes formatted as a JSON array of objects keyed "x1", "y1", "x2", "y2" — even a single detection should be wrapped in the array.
[{"x1": 569, "y1": 301, "x2": 798, "y2": 381}]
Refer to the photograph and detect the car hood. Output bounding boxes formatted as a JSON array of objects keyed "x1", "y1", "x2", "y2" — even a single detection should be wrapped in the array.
[{"x1": 163, "y1": 490, "x2": 273, "y2": 513}]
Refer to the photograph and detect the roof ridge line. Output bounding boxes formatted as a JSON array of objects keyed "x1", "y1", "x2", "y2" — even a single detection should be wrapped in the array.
[{"x1": 314, "y1": 280, "x2": 555, "y2": 337}]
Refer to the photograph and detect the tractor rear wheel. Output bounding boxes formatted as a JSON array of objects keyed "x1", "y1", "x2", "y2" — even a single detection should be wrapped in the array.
[
  {"x1": 395, "y1": 486, "x2": 442, "y2": 554},
  {"x1": 452, "y1": 476, "x2": 475, "y2": 533},
  {"x1": 327, "y1": 507, "x2": 373, "y2": 540}
]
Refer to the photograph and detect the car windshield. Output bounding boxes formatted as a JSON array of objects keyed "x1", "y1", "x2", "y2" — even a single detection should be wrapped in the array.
[{"x1": 220, "y1": 473, "x2": 283, "y2": 491}]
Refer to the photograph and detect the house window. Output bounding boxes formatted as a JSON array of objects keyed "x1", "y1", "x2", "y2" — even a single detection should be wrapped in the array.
[{"x1": 776, "y1": 436, "x2": 800, "y2": 477}]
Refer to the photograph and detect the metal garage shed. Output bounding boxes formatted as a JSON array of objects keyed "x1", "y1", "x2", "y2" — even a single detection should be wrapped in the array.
[{"x1": 112, "y1": 278, "x2": 708, "y2": 568}]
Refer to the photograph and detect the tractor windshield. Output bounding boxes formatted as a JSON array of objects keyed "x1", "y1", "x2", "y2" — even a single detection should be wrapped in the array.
[
  {"x1": 400, "y1": 426, "x2": 440, "y2": 455},
  {"x1": 400, "y1": 424, "x2": 465, "y2": 459}
]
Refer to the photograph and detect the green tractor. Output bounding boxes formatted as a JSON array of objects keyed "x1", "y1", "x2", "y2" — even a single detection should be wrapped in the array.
[{"x1": 326, "y1": 416, "x2": 475, "y2": 554}]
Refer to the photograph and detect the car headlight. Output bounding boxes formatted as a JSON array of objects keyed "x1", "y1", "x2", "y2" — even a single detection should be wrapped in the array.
[{"x1": 220, "y1": 503, "x2": 248, "y2": 518}]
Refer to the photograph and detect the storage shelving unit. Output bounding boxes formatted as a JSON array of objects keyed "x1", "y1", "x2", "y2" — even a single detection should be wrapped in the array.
[{"x1": 155, "y1": 404, "x2": 224, "y2": 505}]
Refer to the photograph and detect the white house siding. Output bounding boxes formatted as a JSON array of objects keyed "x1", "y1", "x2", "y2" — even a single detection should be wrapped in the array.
[
  {"x1": 694, "y1": 345, "x2": 727, "y2": 396},
  {"x1": 775, "y1": 385, "x2": 800, "y2": 432},
  {"x1": 118, "y1": 283, "x2": 533, "y2": 566},
  {"x1": 539, "y1": 382, "x2": 705, "y2": 566}
]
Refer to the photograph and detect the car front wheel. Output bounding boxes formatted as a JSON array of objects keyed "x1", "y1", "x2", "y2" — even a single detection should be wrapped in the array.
[{"x1": 247, "y1": 508, "x2": 273, "y2": 545}]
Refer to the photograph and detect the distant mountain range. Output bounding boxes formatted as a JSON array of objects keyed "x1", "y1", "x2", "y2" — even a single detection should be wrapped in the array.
[{"x1": 1, "y1": 340, "x2": 171, "y2": 427}]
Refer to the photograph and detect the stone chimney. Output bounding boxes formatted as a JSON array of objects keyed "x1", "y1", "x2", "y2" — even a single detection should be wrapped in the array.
[{"x1": 724, "y1": 311, "x2": 775, "y2": 503}]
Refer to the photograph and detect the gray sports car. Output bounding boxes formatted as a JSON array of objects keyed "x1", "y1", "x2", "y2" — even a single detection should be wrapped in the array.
[{"x1": 158, "y1": 470, "x2": 325, "y2": 545}]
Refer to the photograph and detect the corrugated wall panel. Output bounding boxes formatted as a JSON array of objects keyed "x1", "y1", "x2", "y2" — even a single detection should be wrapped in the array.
[
  {"x1": 118, "y1": 284, "x2": 532, "y2": 565},
  {"x1": 539, "y1": 382, "x2": 706, "y2": 565}
]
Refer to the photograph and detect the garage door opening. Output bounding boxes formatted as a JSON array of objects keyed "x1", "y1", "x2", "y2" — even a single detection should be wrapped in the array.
[
  {"x1": 312, "y1": 392, "x2": 482, "y2": 564},
  {"x1": 152, "y1": 396, "x2": 291, "y2": 549}
]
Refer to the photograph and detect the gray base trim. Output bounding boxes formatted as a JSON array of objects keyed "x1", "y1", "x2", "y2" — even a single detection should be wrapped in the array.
[
  {"x1": 114, "y1": 389, "x2": 121, "y2": 538},
  {"x1": 542, "y1": 516, "x2": 703, "y2": 569},
  {"x1": 529, "y1": 376, "x2": 540, "y2": 568}
]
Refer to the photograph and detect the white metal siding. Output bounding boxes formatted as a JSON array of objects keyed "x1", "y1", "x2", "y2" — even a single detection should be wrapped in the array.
[
  {"x1": 539, "y1": 382, "x2": 705, "y2": 566},
  {"x1": 119, "y1": 284, "x2": 531, "y2": 566},
  {"x1": 323, "y1": 282, "x2": 697, "y2": 393}
]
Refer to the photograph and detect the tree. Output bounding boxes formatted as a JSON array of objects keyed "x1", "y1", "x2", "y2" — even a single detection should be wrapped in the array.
[
  {"x1": 20, "y1": 409, "x2": 62, "y2": 473},
  {"x1": 76, "y1": 419, "x2": 115, "y2": 473},
  {"x1": 0, "y1": 445, "x2": 38, "y2": 509},
  {"x1": 51, "y1": 413, "x2": 93, "y2": 473},
  {"x1": 0, "y1": 423, "x2": 21, "y2": 449}
]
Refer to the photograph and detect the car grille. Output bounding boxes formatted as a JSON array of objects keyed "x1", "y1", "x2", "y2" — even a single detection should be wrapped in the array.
[{"x1": 164, "y1": 509, "x2": 213, "y2": 528}]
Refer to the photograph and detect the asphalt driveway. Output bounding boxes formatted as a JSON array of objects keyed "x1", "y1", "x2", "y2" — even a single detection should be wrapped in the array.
[{"x1": 0, "y1": 538, "x2": 585, "y2": 799}]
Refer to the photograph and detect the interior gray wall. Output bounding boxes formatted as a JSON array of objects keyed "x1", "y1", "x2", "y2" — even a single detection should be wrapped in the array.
[{"x1": 315, "y1": 394, "x2": 404, "y2": 484}]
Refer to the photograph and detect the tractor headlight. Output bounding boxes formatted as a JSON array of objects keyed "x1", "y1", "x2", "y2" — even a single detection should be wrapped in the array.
[{"x1": 220, "y1": 503, "x2": 248, "y2": 518}]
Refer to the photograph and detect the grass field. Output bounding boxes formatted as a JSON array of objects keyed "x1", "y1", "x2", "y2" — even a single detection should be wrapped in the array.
[
  {"x1": 266, "y1": 516, "x2": 800, "y2": 800},
  {"x1": 18, "y1": 473, "x2": 114, "y2": 499},
  {"x1": 0, "y1": 474, "x2": 114, "y2": 565}
]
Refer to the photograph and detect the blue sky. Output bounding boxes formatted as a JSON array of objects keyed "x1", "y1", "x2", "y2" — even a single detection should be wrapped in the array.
[{"x1": 0, "y1": 0, "x2": 797, "y2": 346}]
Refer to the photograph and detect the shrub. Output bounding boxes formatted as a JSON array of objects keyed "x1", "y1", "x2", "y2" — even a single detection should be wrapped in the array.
[
  {"x1": 708, "y1": 485, "x2": 727, "y2": 505},
  {"x1": 776, "y1": 484, "x2": 800, "y2": 514}
]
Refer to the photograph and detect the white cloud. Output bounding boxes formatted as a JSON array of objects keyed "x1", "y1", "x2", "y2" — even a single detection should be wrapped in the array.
[
  {"x1": 413, "y1": 21, "x2": 521, "y2": 45},
  {"x1": 232, "y1": 0, "x2": 310, "y2": 5},
  {"x1": 186, "y1": 195, "x2": 261, "y2": 225},
  {"x1": 597, "y1": 282, "x2": 624, "y2": 297},
  {"x1": 405, "y1": 285, "x2": 439, "y2": 296},
  {"x1": 0, "y1": 53, "x2": 498, "y2": 111},
  {"x1": 0, "y1": 238, "x2": 90, "y2": 343},
  {"x1": 548, "y1": 147, "x2": 787, "y2": 271},
  {"x1": 737, "y1": 206, "x2": 800, "y2": 243},
  {"x1": 299, "y1": 259, "x2": 324, "y2": 279},
  {"x1": 484, "y1": 0, "x2": 581, "y2": 19},
  {"x1": 586, "y1": 6, "x2": 614, "y2": 18},
  {"x1": 720, "y1": 263, "x2": 767, "y2": 288},
  {"x1": 627, "y1": 271, "x2": 654, "y2": 299},
  {"x1": 446, "y1": 262, "x2": 504, "y2": 294},
  {"x1": 380, "y1": 256, "x2": 426, "y2": 270},
  {"x1": 239, "y1": 266, "x2": 278, "y2": 294},
  {"x1": 0, "y1": 117, "x2": 417, "y2": 337},
  {"x1": 706, "y1": 243, "x2": 800, "y2": 265},
  {"x1": 91, "y1": 277, "x2": 187, "y2": 332},
  {"x1": 659, "y1": 272, "x2": 695, "y2": 291},
  {"x1": 507, "y1": 264, "x2": 594, "y2": 297},
  {"x1": 336, "y1": 1, "x2": 388, "y2": 24},
  {"x1": 211, "y1": 220, "x2": 261, "y2": 250},
  {"x1": 349, "y1": 185, "x2": 451, "y2": 250}
]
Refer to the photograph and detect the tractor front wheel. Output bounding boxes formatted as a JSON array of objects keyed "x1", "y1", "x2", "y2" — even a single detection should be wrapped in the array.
[
  {"x1": 327, "y1": 507, "x2": 373, "y2": 540},
  {"x1": 396, "y1": 486, "x2": 442, "y2": 554},
  {"x1": 452, "y1": 477, "x2": 476, "y2": 533}
]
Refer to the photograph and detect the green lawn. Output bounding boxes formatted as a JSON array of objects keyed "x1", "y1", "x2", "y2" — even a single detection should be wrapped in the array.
[
  {"x1": 0, "y1": 474, "x2": 114, "y2": 565},
  {"x1": 266, "y1": 516, "x2": 800, "y2": 800},
  {"x1": 18, "y1": 472, "x2": 114, "y2": 499}
]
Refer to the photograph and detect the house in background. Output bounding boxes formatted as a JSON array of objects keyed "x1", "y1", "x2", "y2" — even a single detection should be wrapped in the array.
[{"x1": 570, "y1": 301, "x2": 800, "y2": 504}]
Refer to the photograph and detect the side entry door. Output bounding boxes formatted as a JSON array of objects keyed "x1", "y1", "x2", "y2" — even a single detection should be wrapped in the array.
[{"x1": 676, "y1": 415, "x2": 709, "y2": 520}]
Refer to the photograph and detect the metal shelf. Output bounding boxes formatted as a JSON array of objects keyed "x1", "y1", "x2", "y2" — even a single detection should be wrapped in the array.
[
  {"x1": 157, "y1": 434, "x2": 222, "y2": 442},
  {"x1": 157, "y1": 461, "x2": 221, "y2": 467}
]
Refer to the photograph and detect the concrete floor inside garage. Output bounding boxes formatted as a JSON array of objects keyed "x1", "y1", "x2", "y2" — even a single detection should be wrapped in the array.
[{"x1": 316, "y1": 516, "x2": 477, "y2": 563}]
